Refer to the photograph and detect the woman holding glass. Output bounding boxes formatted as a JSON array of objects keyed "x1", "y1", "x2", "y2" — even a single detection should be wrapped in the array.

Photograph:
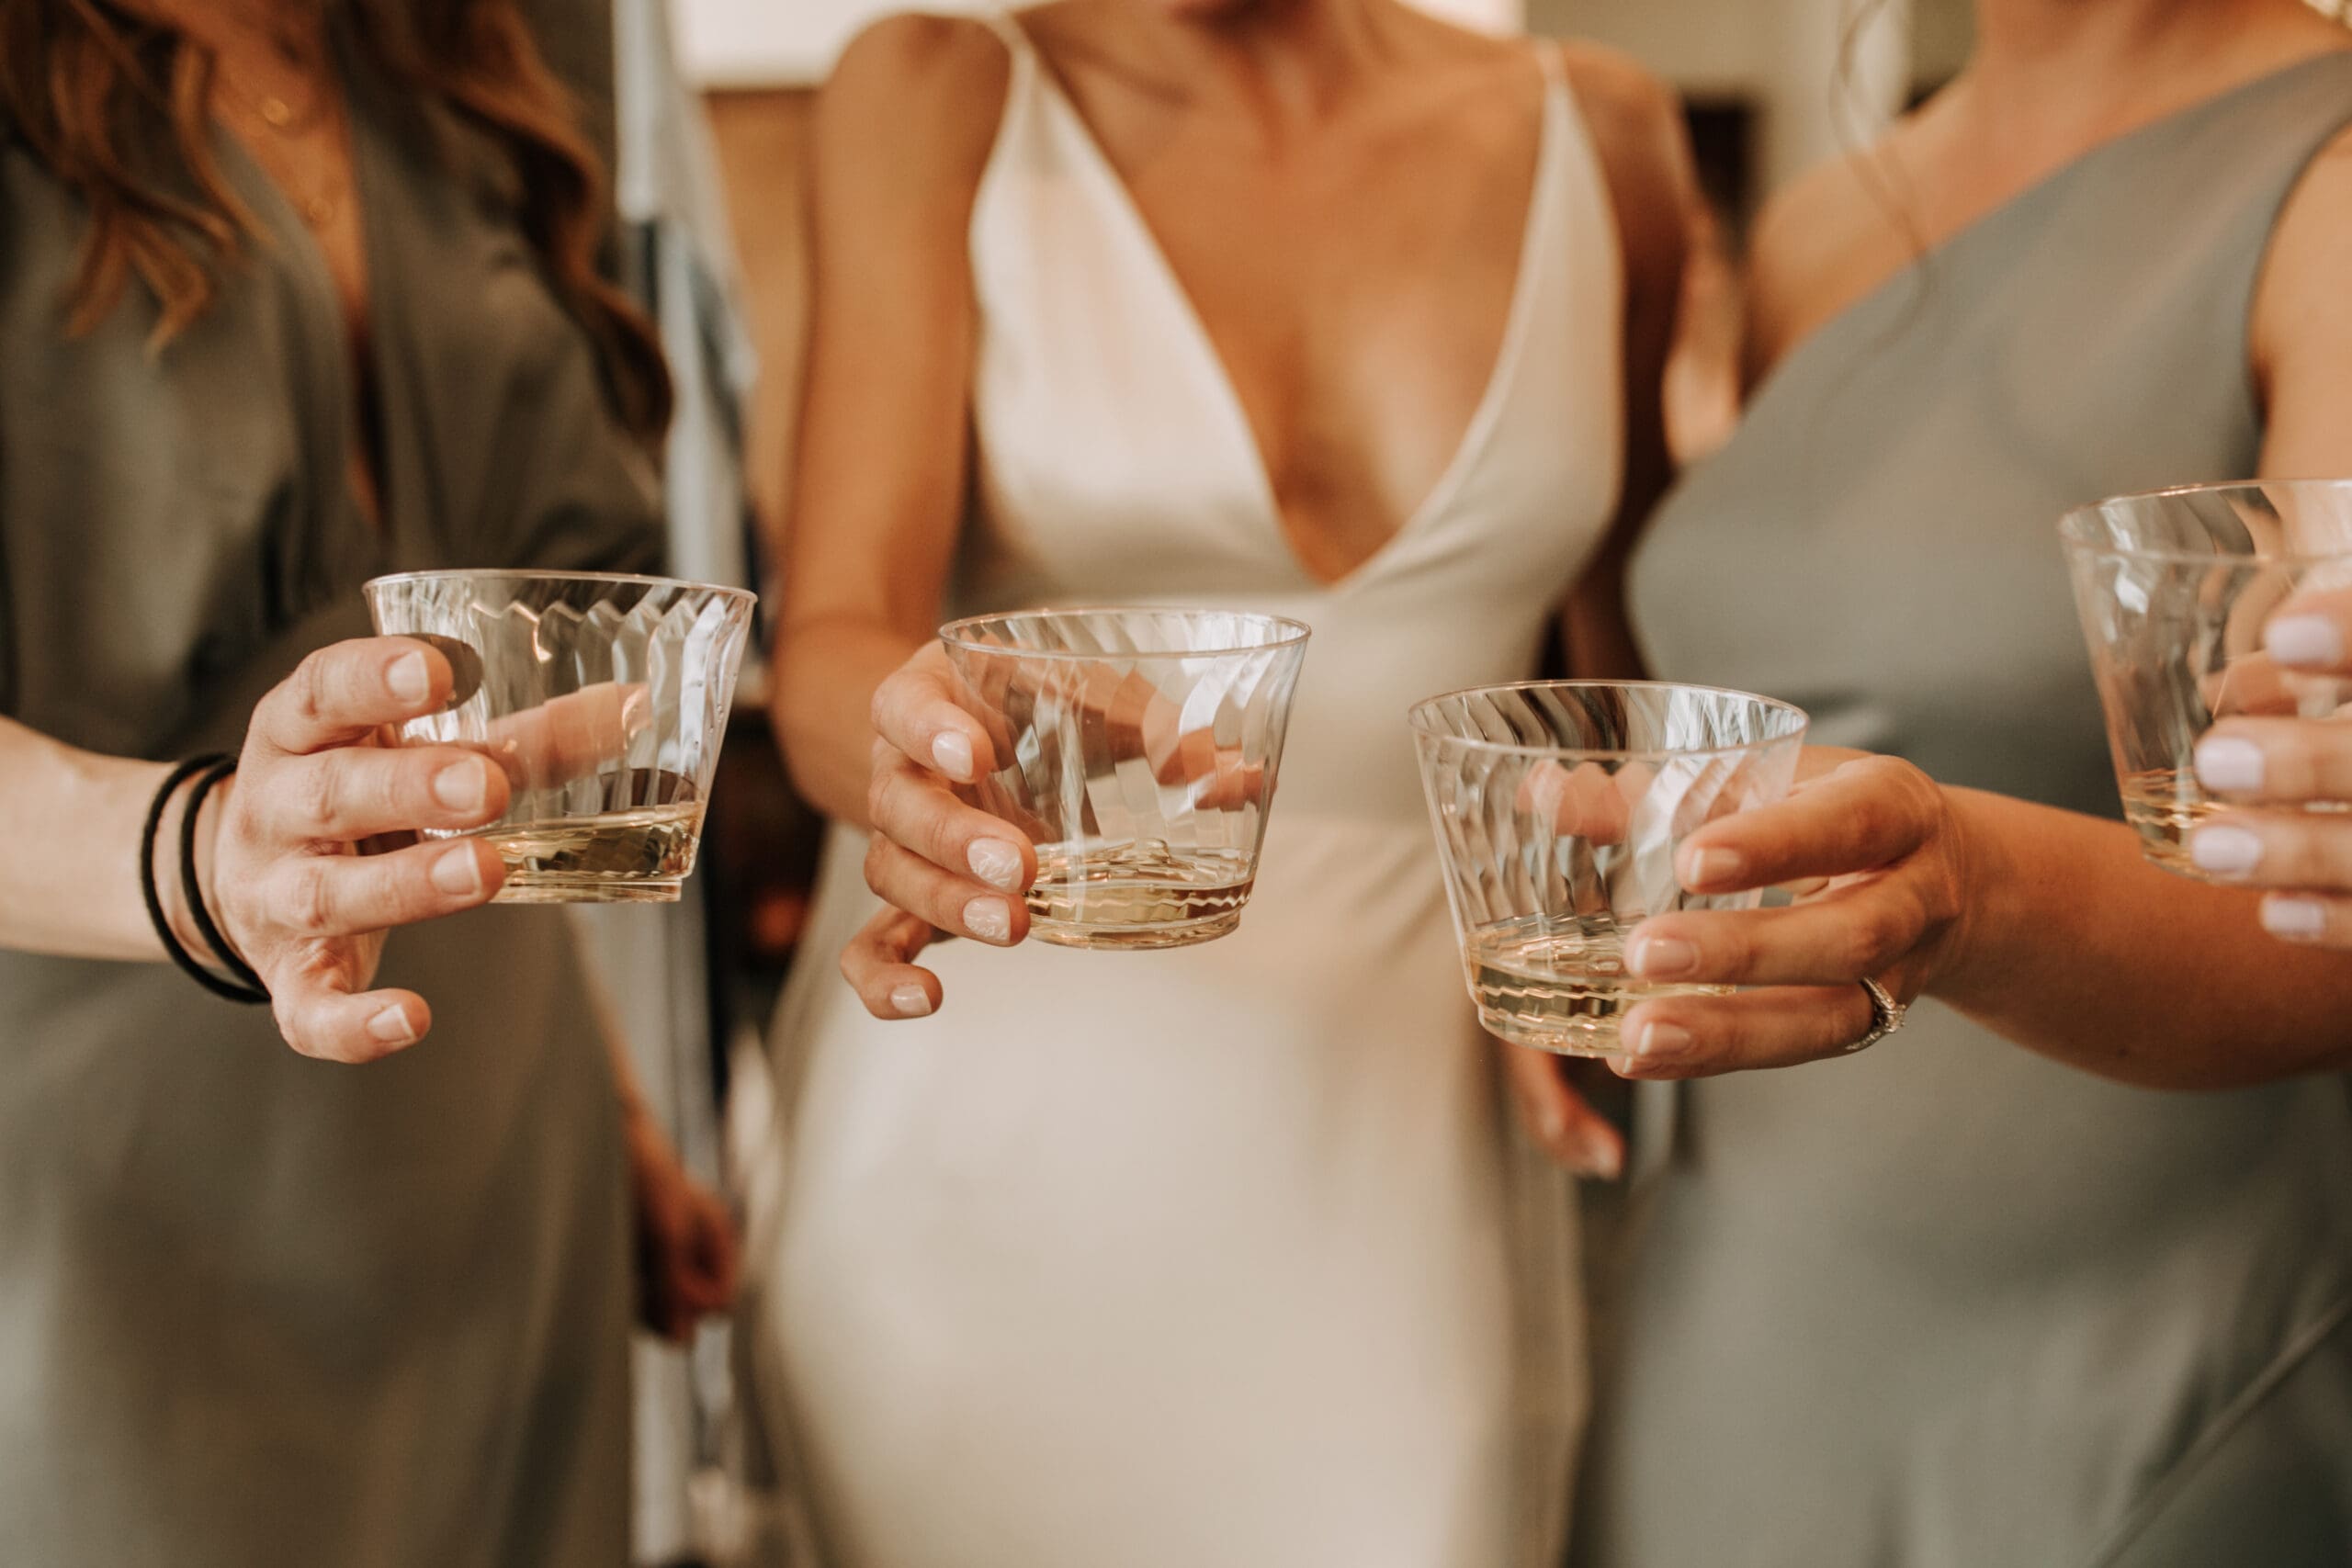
[
  {"x1": 1553, "y1": 0, "x2": 2352, "y2": 1562},
  {"x1": 758, "y1": 0, "x2": 1697, "y2": 1561},
  {"x1": 0, "y1": 1, "x2": 729, "y2": 1562}
]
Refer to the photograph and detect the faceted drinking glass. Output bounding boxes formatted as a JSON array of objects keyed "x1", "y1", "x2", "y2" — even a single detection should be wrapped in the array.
[
  {"x1": 1410, "y1": 681, "x2": 1809, "y2": 1056},
  {"x1": 365, "y1": 570, "x2": 756, "y2": 904},
  {"x1": 939, "y1": 607, "x2": 1311, "y2": 950},
  {"x1": 2061, "y1": 480, "x2": 2352, "y2": 878}
]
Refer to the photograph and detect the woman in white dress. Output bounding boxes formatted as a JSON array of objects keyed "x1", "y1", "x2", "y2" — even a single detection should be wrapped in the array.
[{"x1": 753, "y1": 2, "x2": 1694, "y2": 1562}]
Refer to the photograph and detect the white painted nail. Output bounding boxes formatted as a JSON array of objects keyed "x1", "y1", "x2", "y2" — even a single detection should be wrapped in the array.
[
  {"x1": 2193, "y1": 735, "x2": 2266, "y2": 794},
  {"x1": 1627, "y1": 933, "x2": 1698, "y2": 979},
  {"x1": 1634, "y1": 1020, "x2": 1694, "y2": 1061},
  {"x1": 963, "y1": 897, "x2": 1012, "y2": 943},
  {"x1": 932, "y1": 731, "x2": 976, "y2": 782},
  {"x1": 431, "y1": 844, "x2": 485, "y2": 897},
  {"x1": 2260, "y1": 896, "x2": 2328, "y2": 941},
  {"x1": 432, "y1": 757, "x2": 490, "y2": 812},
  {"x1": 2266, "y1": 614, "x2": 2344, "y2": 670},
  {"x1": 388, "y1": 650, "x2": 431, "y2": 703},
  {"x1": 1682, "y1": 848, "x2": 1744, "y2": 890},
  {"x1": 1567, "y1": 1123, "x2": 1624, "y2": 1182},
  {"x1": 368, "y1": 1004, "x2": 418, "y2": 1044},
  {"x1": 2188, "y1": 824, "x2": 2263, "y2": 876},
  {"x1": 967, "y1": 837, "x2": 1025, "y2": 891},
  {"x1": 889, "y1": 984, "x2": 934, "y2": 1018}
]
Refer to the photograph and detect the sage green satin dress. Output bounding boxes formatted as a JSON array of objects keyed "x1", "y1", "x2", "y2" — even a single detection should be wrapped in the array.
[
  {"x1": 0, "y1": 21, "x2": 657, "y2": 1567},
  {"x1": 1583, "y1": 53, "x2": 2352, "y2": 1568}
]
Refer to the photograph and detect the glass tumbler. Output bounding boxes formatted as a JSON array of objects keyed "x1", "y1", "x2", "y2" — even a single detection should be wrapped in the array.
[
  {"x1": 365, "y1": 570, "x2": 756, "y2": 904},
  {"x1": 939, "y1": 607, "x2": 1311, "y2": 950},
  {"x1": 1410, "y1": 681, "x2": 1809, "y2": 1056},
  {"x1": 2061, "y1": 480, "x2": 2352, "y2": 878}
]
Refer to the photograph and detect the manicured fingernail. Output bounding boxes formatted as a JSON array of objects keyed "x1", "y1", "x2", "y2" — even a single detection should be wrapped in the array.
[
  {"x1": 433, "y1": 757, "x2": 490, "y2": 812},
  {"x1": 1633, "y1": 1019, "x2": 1693, "y2": 1062},
  {"x1": 889, "y1": 983, "x2": 933, "y2": 1018},
  {"x1": 621, "y1": 688, "x2": 653, "y2": 739},
  {"x1": 2194, "y1": 735, "x2": 2267, "y2": 794},
  {"x1": 1566, "y1": 1123, "x2": 1623, "y2": 1181},
  {"x1": 1627, "y1": 932, "x2": 1698, "y2": 979},
  {"x1": 2188, "y1": 824, "x2": 2263, "y2": 876},
  {"x1": 431, "y1": 844, "x2": 484, "y2": 897},
  {"x1": 2260, "y1": 896, "x2": 2328, "y2": 942},
  {"x1": 368, "y1": 1004, "x2": 418, "y2": 1044},
  {"x1": 2266, "y1": 614, "x2": 2344, "y2": 670},
  {"x1": 967, "y1": 837, "x2": 1025, "y2": 892},
  {"x1": 1683, "y1": 847, "x2": 1743, "y2": 889},
  {"x1": 963, "y1": 897, "x2": 1012, "y2": 943},
  {"x1": 388, "y1": 650, "x2": 431, "y2": 703},
  {"x1": 932, "y1": 732, "x2": 976, "y2": 782}
]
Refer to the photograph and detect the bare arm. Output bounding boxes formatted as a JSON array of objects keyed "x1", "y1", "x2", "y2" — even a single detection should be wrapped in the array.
[
  {"x1": 0, "y1": 640, "x2": 512, "y2": 1059},
  {"x1": 0, "y1": 717, "x2": 185, "y2": 960},
  {"x1": 765, "y1": 17, "x2": 1009, "y2": 827},
  {"x1": 1555, "y1": 48, "x2": 1695, "y2": 681},
  {"x1": 1605, "y1": 130, "x2": 2352, "y2": 1089}
]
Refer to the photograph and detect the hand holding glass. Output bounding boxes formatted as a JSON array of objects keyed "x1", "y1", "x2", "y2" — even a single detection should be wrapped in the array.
[
  {"x1": 364, "y1": 570, "x2": 754, "y2": 904},
  {"x1": 1410, "y1": 681, "x2": 1808, "y2": 1056},
  {"x1": 2063, "y1": 480, "x2": 2352, "y2": 881},
  {"x1": 938, "y1": 608, "x2": 1309, "y2": 949}
]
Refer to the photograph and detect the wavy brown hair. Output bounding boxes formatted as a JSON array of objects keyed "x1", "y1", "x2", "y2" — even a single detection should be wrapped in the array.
[{"x1": 0, "y1": 0, "x2": 672, "y2": 440}]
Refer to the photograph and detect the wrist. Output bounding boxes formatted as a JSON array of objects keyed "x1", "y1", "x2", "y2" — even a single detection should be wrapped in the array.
[{"x1": 1924, "y1": 785, "x2": 2015, "y2": 1008}]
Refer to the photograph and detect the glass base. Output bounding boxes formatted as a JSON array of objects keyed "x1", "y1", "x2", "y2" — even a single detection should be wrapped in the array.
[
  {"x1": 1029, "y1": 909, "x2": 1242, "y2": 951},
  {"x1": 492, "y1": 876, "x2": 684, "y2": 905},
  {"x1": 1480, "y1": 1008, "x2": 1625, "y2": 1059}
]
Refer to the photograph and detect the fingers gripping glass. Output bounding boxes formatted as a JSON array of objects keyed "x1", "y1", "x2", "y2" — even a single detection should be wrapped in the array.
[
  {"x1": 938, "y1": 607, "x2": 1311, "y2": 949},
  {"x1": 2061, "y1": 480, "x2": 2352, "y2": 879},
  {"x1": 1410, "y1": 681, "x2": 1809, "y2": 1056},
  {"x1": 365, "y1": 570, "x2": 756, "y2": 904}
]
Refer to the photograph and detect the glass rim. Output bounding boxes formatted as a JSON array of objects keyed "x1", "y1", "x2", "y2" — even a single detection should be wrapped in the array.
[
  {"x1": 938, "y1": 605, "x2": 1314, "y2": 661},
  {"x1": 2058, "y1": 478, "x2": 2352, "y2": 566},
  {"x1": 363, "y1": 569, "x2": 757, "y2": 605},
  {"x1": 1407, "y1": 678, "x2": 1811, "y2": 760}
]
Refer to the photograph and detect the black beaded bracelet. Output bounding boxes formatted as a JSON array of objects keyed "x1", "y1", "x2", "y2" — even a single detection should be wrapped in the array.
[{"x1": 138, "y1": 753, "x2": 268, "y2": 1005}]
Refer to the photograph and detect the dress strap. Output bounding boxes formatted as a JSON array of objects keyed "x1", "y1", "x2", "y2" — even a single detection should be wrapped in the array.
[
  {"x1": 971, "y1": 6, "x2": 1032, "y2": 57},
  {"x1": 1538, "y1": 39, "x2": 1566, "y2": 90}
]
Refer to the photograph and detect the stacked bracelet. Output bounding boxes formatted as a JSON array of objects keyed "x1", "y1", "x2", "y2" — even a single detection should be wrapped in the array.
[{"x1": 140, "y1": 754, "x2": 269, "y2": 1005}]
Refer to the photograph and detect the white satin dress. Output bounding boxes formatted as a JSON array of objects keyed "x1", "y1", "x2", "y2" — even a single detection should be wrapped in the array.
[{"x1": 749, "y1": 20, "x2": 1623, "y2": 1567}]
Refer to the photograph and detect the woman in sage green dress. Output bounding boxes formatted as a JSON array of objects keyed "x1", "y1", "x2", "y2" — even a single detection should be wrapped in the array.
[
  {"x1": 1554, "y1": 0, "x2": 2352, "y2": 1562},
  {"x1": 0, "y1": 1, "x2": 729, "y2": 1562}
]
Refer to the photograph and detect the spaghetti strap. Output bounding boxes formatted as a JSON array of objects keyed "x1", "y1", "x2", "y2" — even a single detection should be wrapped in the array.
[{"x1": 971, "y1": 6, "x2": 1030, "y2": 54}]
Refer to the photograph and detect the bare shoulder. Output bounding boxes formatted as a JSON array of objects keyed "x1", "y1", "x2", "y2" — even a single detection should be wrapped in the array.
[
  {"x1": 1556, "y1": 39, "x2": 1680, "y2": 144},
  {"x1": 1555, "y1": 41, "x2": 1695, "y2": 291},
  {"x1": 811, "y1": 11, "x2": 1012, "y2": 203},
  {"x1": 2252, "y1": 117, "x2": 2352, "y2": 469},
  {"x1": 1742, "y1": 145, "x2": 1901, "y2": 373}
]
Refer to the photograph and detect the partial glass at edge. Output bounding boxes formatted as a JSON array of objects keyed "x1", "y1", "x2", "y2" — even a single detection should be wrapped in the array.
[
  {"x1": 1411, "y1": 681, "x2": 1808, "y2": 1057},
  {"x1": 365, "y1": 570, "x2": 756, "y2": 904},
  {"x1": 939, "y1": 607, "x2": 1311, "y2": 950},
  {"x1": 2061, "y1": 479, "x2": 2352, "y2": 880}
]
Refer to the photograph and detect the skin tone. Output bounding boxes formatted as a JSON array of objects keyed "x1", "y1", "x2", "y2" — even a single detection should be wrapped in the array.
[
  {"x1": 1, "y1": 0, "x2": 732, "y2": 1332},
  {"x1": 1599, "y1": 0, "x2": 2352, "y2": 1089},
  {"x1": 772, "y1": 0, "x2": 1702, "y2": 1175}
]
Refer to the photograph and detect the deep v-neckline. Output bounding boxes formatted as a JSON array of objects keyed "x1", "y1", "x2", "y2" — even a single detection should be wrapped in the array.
[
  {"x1": 1023, "y1": 43, "x2": 1561, "y2": 593},
  {"x1": 1746, "y1": 47, "x2": 2352, "y2": 416},
  {"x1": 214, "y1": 26, "x2": 397, "y2": 548}
]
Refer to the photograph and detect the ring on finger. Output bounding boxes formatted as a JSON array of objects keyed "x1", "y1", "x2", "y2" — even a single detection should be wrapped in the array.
[{"x1": 1846, "y1": 976, "x2": 1906, "y2": 1054}]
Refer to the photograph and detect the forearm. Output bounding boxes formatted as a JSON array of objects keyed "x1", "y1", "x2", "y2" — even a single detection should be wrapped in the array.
[
  {"x1": 0, "y1": 716, "x2": 179, "y2": 961},
  {"x1": 770, "y1": 615, "x2": 925, "y2": 826},
  {"x1": 1936, "y1": 787, "x2": 2352, "y2": 1087}
]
